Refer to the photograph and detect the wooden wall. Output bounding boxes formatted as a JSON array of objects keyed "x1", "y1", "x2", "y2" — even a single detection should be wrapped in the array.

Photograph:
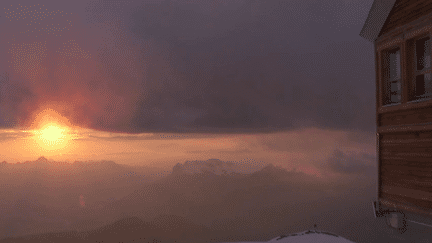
[
  {"x1": 379, "y1": 106, "x2": 432, "y2": 127},
  {"x1": 379, "y1": 0, "x2": 432, "y2": 38},
  {"x1": 376, "y1": 0, "x2": 432, "y2": 216},
  {"x1": 380, "y1": 131, "x2": 432, "y2": 211}
]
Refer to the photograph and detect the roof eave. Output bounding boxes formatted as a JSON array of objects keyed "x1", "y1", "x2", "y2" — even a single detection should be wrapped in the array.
[{"x1": 359, "y1": 0, "x2": 397, "y2": 42}]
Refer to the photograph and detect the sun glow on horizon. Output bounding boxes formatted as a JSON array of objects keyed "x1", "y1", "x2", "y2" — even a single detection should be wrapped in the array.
[
  {"x1": 32, "y1": 122, "x2": 71, "y2": 147},
  {"x1": 26, "y1": 108, "x2": 80, "y2": 153}
]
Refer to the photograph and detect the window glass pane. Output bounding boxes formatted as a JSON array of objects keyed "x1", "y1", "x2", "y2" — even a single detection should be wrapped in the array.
[
  {"x1": 414, "y1": 74, "x2": 432, "y2": 99},
  {"x1": 425, "y1": 73, "x2": 432, "y2": 95},
  {"x1": 390, "y1": 81, "x2": 401, "y2": 93},
  {"x1": 415, "y1": 74, "x2": 426, "y2": 98},
  {"x1": 389, "y1": 49, "x2": 401, "y2": 81},
  {"x1": 425, "y1": 55, "x2": 430, "y2": 69},
  {"x1": 416, "y1": 37, "x2": 431, "y2": 70},
  {"x1": 391, "y1": 94, "x2": 401, "y2": 103},
  {"x1": 390, "y1": 81, "x2": 401, "y2": 103},
  {"x1": 383, "y1": 48, "x2": 401, "y2": 105}
]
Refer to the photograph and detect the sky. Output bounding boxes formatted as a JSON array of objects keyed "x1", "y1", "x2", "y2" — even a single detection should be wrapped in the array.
[{"x1": 0, "y1": 0, "x2": 377, "y2": 173}]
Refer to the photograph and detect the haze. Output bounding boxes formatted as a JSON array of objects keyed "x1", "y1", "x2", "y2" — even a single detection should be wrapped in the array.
[{"x1": 0, "y1": 0, "x2": 417, "y2": 242}]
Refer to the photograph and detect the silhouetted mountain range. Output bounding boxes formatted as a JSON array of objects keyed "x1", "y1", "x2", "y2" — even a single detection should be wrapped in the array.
[
  {"x1": 171, "y1": 158, "x2": 264, "y2": 176},
  {"x1": 0, "y1": 157, "x2": 394, "y2": 243}
]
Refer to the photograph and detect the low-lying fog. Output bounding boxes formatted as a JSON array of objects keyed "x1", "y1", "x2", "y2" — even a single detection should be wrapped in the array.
[{"x1": 0, "y1": 153, "x2": 405, "y2": 243}]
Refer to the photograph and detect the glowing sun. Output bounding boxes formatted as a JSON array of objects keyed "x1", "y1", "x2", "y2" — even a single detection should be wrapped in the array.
[
  {"x1": 34, "y1": 122, "x2": 70, "y2": 146},
  {"x1": 27, "y1": 108, "x2": 79, "y2": 153}
]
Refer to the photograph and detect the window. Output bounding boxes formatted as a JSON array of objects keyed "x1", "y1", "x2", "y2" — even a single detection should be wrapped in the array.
[
  {"x1": 382, "y1": 47, "x2": 401, "y2": 105},
  {"x1": 411, "y1": 36, "x2": 432, "y2": 100}
]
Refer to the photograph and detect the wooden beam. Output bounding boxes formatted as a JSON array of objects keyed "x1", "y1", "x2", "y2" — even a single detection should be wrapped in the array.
[
  {"x1": 381, "y1": 198, "x2": 432, "y2": 216},
  {"x1": 378, "y1": 123, "x2": 432, "y2": 133}
]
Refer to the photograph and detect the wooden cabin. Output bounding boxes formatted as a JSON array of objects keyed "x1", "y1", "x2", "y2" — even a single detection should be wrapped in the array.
[{"x1": 361, "y1": 0, "x2": 432, "y2": 232}]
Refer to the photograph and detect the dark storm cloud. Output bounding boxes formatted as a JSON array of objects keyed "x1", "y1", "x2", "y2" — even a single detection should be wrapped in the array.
[
  {"x1": 0, "y1": 71, "x2": 35, "y2": 128},
  {"x1": 0, "y1": 0, "x2": 376, "y2": 134},
  {"x1": 119, "y1": 0, "x2": 376, "y2": 134}
]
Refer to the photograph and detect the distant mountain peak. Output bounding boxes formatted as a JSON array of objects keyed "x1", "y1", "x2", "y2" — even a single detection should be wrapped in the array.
[
  {"x1": 258, "y1": 163, "x2": 285, "y2": 173},
  {"x1": 99, "y1": 160, "x2": 117, "y2": 166},
  {"x1": 172, "y1": 163, "x2": 185, "y2": 175},
  {"x1": 36, "y1": 156, "x2": 49, "y2": 163},
  {"x1": 171, "y1": 159, "x2": 252, "y2": 176},
  {"x1": 250, "y1": 163, "x2": 307, "y2": 181}
]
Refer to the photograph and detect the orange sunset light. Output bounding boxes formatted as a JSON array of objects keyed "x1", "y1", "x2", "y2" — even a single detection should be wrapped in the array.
[
  {"x1": 33, "y1": 121, "x2": 70, "y2": 147},
  {"x1": 27, "y1": 108, "x2": 79, "y2": 153}
]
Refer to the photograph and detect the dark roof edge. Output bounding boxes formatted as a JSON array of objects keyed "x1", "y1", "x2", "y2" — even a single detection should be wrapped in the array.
[{"x1": 359, "y1": 0, "x2": 397, "y2": 42}]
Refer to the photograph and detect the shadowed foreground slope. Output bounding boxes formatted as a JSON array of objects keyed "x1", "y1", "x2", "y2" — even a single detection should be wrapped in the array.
[{"x1": 0, "y1": 215, "x2": 219, "y2": 243}]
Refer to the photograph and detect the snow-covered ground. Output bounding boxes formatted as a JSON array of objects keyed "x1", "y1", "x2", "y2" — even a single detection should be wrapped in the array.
[{"x1": 218, "y1": 229, "x2": 356, "y2": 243}]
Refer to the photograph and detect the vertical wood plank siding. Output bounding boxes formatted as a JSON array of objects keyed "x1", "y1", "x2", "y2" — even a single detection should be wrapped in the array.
[{"x1": 379, "y1": 0, "x2": 432, "y2": 37}]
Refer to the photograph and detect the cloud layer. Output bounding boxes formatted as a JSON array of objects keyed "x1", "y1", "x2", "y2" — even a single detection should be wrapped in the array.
[{"x1": 0, "y1": 0, "x2": 375, "y2": 134}]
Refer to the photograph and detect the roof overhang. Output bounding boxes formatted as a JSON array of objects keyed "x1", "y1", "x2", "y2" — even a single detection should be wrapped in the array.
[{"x1": 359, "y1": 0, "x2": 397, "y2": 42}]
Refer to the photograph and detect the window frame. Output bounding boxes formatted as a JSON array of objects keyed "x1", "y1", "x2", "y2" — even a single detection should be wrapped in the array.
[
  {"x1": 407, "y1": 34, "x2": 432, "y2": 102},
  {"x1": 376, "y1": 26, "x2": 432, "y2": 112},
  {"x1": 381, "y1": 46, "x2": 402, "y2": 106}
]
